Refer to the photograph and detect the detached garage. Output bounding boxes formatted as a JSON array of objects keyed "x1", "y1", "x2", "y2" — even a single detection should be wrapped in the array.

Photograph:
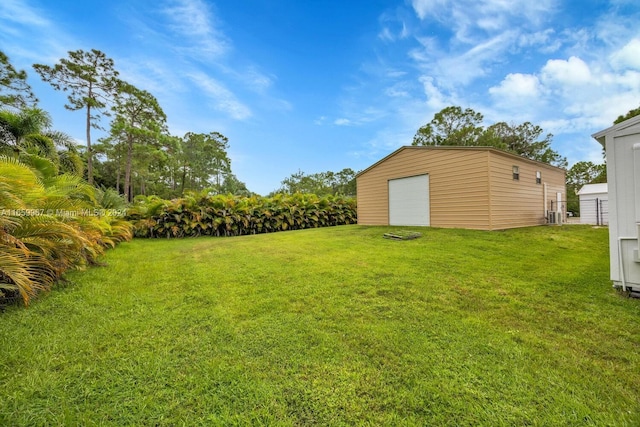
[{"x1": 356, "y1": 146, "x2": 566, "y2": 230}]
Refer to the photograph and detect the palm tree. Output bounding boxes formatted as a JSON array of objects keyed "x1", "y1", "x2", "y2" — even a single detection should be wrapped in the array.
[
  {"x1": 0, "y1": 156, "x2": 130, "y2": 306},
  {"x1": 0, "y1": 108, "x2": 83, "y2": 176},
  {"x1": 0, "y1": 107, "x2": 50, "y2": 155}
]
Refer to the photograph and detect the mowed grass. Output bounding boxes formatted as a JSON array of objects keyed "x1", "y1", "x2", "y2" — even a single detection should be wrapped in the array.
[{"x1": 1, "y1": 225, "x2": 639, "y2": 426}]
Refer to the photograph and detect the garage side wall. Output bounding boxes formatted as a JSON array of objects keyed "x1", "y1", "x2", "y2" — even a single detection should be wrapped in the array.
[
  {"x1": 579, "y1": 192, "x2": 608, "y2": 225},
  {"x1": 488, "y1": 152, "x2": 566, "y2": 229},
  {"x1": 356, "y1": 148, "x2": 492, "y2": 229}
]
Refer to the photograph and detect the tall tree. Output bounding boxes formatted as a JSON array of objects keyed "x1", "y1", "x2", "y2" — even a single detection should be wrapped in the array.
[
  {"x1": 156, "y1": 133, "x2": 183, "y2": 197},
  {"x1": 278, "y1": 170, "x2": 316, "y2": 195},
  {"x1": 333, "y1": 168, "x2": 357, "y2": 196},
  {"x1": 566, "y1": 161, "x2": 606, "y2": 188},
  {"x1": 0, "y1": 51, "x2": 37, "y2": 109},
  {"x1": 179, "y1": 132, "x2": 230, "y2": 194},
  {"x1": 93, "y1": 136, "x2": 124, "y2": 192},
  {"x1": 109, "y1": 82, "x2": 166, "y2": 202},
  {"x1": 412, "y1": 106, "x2": 484, "y2": 146},
  {"x1": 566, "y1": 161, "x2": 607, "y2": 214},
  {"x1": 33, "y1": 49, "x2": 119, "y2": 184},
  {"x1": 480, "y1": 121, "x2": 566, "y2": 168},
  {"x1": 276, "y1": 168, "x2": 357, "y2": 196},
  {"x1": 220, "y1": 173, "x2": 252, "y2": 196},
  {"x1": 413, "y1": 106, "x2": 566, "y2": 168}
]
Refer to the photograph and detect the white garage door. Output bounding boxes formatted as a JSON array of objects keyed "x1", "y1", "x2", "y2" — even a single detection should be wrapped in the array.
[{"x1": 388, "y1": 174, "x2": 430, "y2": 226}]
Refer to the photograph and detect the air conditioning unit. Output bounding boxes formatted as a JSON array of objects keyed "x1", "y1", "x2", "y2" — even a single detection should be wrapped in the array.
[{"x1": 547, "y1": 211, "x2": 563, "y2": 225}]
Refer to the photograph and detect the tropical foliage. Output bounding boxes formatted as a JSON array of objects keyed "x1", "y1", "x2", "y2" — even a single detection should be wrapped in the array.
[
  {"x1": 0, "y1": 156, "x2": 132, "y2": 306},
  {"x1": 0, "y1": 107, "x2": 83, "y2": 175},
  {"x1": 127, "y1": 192, "x2": 356, "y2": 238}
]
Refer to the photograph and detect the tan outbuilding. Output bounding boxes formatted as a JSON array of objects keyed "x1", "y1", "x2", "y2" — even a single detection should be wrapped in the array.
[{"x1": 356, "y1": 146, "x2": 566, "y2": 230}]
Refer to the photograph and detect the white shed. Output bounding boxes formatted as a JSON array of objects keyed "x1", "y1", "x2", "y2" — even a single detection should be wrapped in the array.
[
  {"x1": 592, "y1": 115, "x2": 640, "y2": 295},
  {"x1": 577, "y1": 183, "x2": 608, "y2": 225}
]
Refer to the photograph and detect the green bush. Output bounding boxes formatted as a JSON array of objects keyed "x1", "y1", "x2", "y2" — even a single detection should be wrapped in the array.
[{"x1": 127, "y1": 192, "x2": 357, "y2": 238}]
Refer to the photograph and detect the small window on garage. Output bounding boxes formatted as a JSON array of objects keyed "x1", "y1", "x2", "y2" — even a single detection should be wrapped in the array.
[
  {"x1": 536, "y1": 171, "x2": 541, "y2": 184},
  {"x1": 512, "y1": 166, "x2": 520, "y2": 180}
]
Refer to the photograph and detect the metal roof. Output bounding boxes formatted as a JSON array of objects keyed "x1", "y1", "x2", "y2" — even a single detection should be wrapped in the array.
[
  {"x1": 356, "y1": 145, "x2": 566, "y2": 178},
  {"x1": 577, "y1": 183, "x2": 608, "y2": 195}
]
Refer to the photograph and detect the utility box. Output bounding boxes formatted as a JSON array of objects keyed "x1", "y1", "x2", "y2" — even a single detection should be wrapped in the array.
[{"x1": 592, "y1": 115, "x2": 640, "y2": 293}]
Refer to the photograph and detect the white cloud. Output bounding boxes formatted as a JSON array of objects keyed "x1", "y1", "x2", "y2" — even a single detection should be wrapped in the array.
[
  {"x1": 411, "y1": 0, "x2": 445, "y2": 20},
  {"x1": 0, "y1": 0, "x2": 50, "y2": 28},
  {"x1": 0, "y1": 0, "x2": 76, "y2": 65},
  {"x1": 378, "y1": 27, "x2": 395, "y2": 42},
  {"x1": 161, "y1": 0, "x2": 230, "y2": 58},
  {"x1": 242, "y1": 68, "x2": 273, "y2": 93},
  {"x1": 541, "y1": 56, "x2": 592, "y2": 86},
  {"x1": 611, "y1": 38, "x2": 640, "y2": 70},
  {"x1": 427, "y1": 30, "x2": 519, "y2": 87},
  {"x1": 352, "y1": 127, "x2": 413, "y2": 160},
  {"x1": 419, "y1": 76, "x2": 448, "y2": 111},
  {"x1": 378, "y1": 22, "x2": 409, "y2": 42},
  {"x1": 518, "y1": 29, "x2": 561, "y2": 53},
  {"x1": 377, "y1": 6, "x2": 411, "y2": 44},
  {"x1": 333, "y1": 106, "x2": 386, "y2": 127},
  {"x1": 187, "y1": 72, "x2": 251, "y2": 120},
  {"x1": 494, "y1": 54, "x2": 639, "y2": 136},
  {"x1": 411, "y1": 0, "x2": 556, "y2": 39},
  {"x1": 334, "y1": 118, "x2": 352, "y2": 126},
  {"x1": 385, "y1": 84, "x2": 410, "y2": 98},
  {"x1": 408, "y1": 36, "x2": 439, "y2": 63},
  {"x1": 118, "y1": 58, "x2": 187, "y2": 96},
  {"x1": 386, "y1": 70, "x2": 408, "y2": 78},
  {"x1": 489, "y1": 73, "x2": 541, "y2": 99}
]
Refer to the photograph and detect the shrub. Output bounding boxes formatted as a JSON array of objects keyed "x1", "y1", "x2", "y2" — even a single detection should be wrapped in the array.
[{"x1": 127, "y1": 192, "x2": 357, "y2": 238}]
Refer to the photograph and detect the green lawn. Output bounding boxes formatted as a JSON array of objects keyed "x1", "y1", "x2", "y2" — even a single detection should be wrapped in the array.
[{"x1": 1, "y1": 225, "x2": 639, "y2": 426}]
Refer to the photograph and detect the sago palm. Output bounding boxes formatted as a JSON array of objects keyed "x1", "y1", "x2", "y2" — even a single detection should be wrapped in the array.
[{"x1": 0, "y1": 156, "x2": 130, "y2": 305}]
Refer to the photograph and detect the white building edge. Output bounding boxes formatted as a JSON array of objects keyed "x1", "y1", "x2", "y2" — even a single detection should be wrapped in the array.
[{"x1": 592, "y1": 115, "x2": 640, "y2": 295}]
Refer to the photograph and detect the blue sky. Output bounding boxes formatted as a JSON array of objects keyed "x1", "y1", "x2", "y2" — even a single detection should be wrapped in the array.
[{"x1": 1, "y1": 0, "x2": 639, "y2": 195}]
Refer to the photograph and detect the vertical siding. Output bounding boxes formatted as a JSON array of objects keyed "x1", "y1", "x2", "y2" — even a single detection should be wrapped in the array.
[
  {"x1": 357, "y1": 147, "x2": 491, "y2": 229},
  {"x1": 488, "y1": 152, "x2": 566, "y2": 229}
]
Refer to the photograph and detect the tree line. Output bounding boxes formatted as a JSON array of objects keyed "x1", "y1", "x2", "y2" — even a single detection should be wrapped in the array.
[
  {"x1": 1, "y1": 49, "x2": 249, "y2": 201},
  {"x1": 274, "y1": 168, "x2": 357, "y2": 197},
  {"x1": 411, "y1": 105, "x2": 567, "y2": 168}
]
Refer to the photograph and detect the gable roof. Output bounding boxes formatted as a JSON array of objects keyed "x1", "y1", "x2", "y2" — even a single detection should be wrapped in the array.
[
  {"x1": 356, "y1": 146, "x2": 566, "y2": 178},
  {"x1": 592, "y1": 114, "x2": 640, "y2": 146},
  {"x1": 577, "y1": 183, "x2": 608, "y2": 196}
]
